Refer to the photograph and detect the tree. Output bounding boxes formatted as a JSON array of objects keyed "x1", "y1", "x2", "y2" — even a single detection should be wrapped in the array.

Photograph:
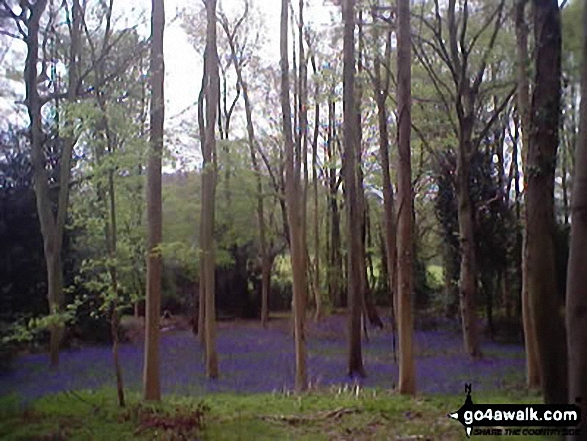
[
  {"x1": 515, "y1": 0, "x2": 540, "y2": 390},
  {"x1": 281, "y1": 0, "x2": 307, "y2": 391},
  {"x1": 1, "y1": 0, "x2": 142, "y2": 368},
  {"x1": 219, "y1": 2, "x2": 272, "y2": 329},
  {"x1": 526, "y1": 0, "x2": 567, "y2": 405},
  {"x1": 200, "y1": 0, "x2": 220, "y2": 379},
  {"x1": 413, "y1": 0, "x2": 513, "y2": 359},
  {"x1": 342, "y1": 0, "x2": 365, "y2": 378},
  {"x1": 396, "y1": 0, "x2": 415, "y2": 395},
  {"x1": 566, "y1": 0, "x2": 587, "y2": 433},
  {"x1": 143, "y1": 0, "x2": 165, "y2": 401},
  {"x1": 308, "y1": 50, "x2": 322, "y2": 321},
  {"x1": 7, "y1": 0, "x2": 82, "y2": 368},
  {"x1": 79, "y1": 6, "x2": 150, "y2": 409},
  {"x1": 369, "y1": 1, "x2": 397, "y2": 338}
]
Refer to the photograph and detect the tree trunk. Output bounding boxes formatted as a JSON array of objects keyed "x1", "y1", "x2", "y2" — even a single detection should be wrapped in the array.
[
  {"x1": 343, "y1": 0, "x2": 365, "y2": 378},
  {"x1": 527, "y1": 0, "x2": 567, "y2": 405},
  {"x1": 261, "y1": 255, "x2": 271, "y2": 327},
  {"x1": 46, "y1": 250, "x2": 64, "y2": 368},
  {"x1": 202, "y1": 0, "x2": 219, "y2": 379},
  {"x1": 311, "y1": 59, "x2": 322, "y2": 321},
  {"x1": 456, "y1": 141, "x2": 482, "y2": 359},
  {"x1": 566, "y1": 0, "x2": 587, "y2": 433},
  {"x1": 396, "y1": 0, "x2": 416, "y2": 394},
  {"x1": 327, "y1": 99, "x2": 343, "y2": 308},
  {"x1": 97, "y1": 91, "x2": 126, "y2": 408},
  {"x1": 25, "y1": 0, "x2": 80, "y2": 368},
  {"x1": 221, "y1": 17, "x2": 271, "y2": 330},
  {"x1": 297, "y1": 0, "x2": 310, "y2": 318},
  {"x1": 515, "y1": 0, "x2": 541, "y2": 391},
  {"x1": 374, "y1": 18, "x2": 397, "y2": 341},
  {"x1": 143, "y1": 0, "x2": 165, "y2": 402},
  {"x1": 281, "y1": 0, "x2": 307, "y2": 392},
  {"x1": 197, "y1": 51, "x2": 208, "y2": 346},
  {"x1": 561, "y1": 108, "x2": 570, "y2": 225}
]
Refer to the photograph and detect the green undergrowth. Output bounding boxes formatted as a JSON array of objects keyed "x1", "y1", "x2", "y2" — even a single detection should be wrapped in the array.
[{"x1": 0, "y1": 387, "x2": 555, "y2": 440}]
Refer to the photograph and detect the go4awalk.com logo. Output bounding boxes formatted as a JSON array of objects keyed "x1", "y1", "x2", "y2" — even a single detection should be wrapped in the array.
[{"x1": 447, "y1": 384, "x2": 582, "y2": 437}]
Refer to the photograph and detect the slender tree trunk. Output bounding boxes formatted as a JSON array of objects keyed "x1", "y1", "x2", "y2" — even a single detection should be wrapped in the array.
[
  {"x1": 25, "y1": 0, "x2": 56, "y2": 368},
  {"x1": 361, "y1": 203, "x2": 382, "y2": 328},
  {"x1": 456, "y1": 137, "x2": 482, "y2": 359},
  {"x1": 143, "y1": 0, "x2": 165, "y2": 402},
  {"x1": 281, "y1": 0, "x2": 307, "y2": 391},
  {"x1": 108, "y1": 171, "x2": 125, "y2": 408},
  {"x1": 527, "y1": 0, "x2": 566, "y2": 405},
  {"x1": 202, "y1": 0, "x2": 220, "y2": 379},
  {"x1": 311, "y1": 77, "x2": 322, "y2": 320},
  {"x1": 354, "y1": 9, "x2": 374, "y2": 334},
  {"x1": 46, "y1": 252, "x2": 64, "y2": 367},
  {"x1": 343, "y1": 0, "x2": 365, "y2": 378},
  {"x1": 327, "y1": 99, "x2": 343, "y2": 308},
  {"x1": 566, "y1": 0, "x2": 587, "y2": 434},
  {"x1": 443, "y1": 245, "x2": 458, "y2": 316},
  {"x1": 96, "y1": 87, "x2": 126, "y2": 407},
  {"x1": 561, "y1": 119, "x2": 570, "y2": 225},
  {"x1": 374, "y1": 27, "x2": 397, "y2": 340},
  {"x1": 221, "y1": 18, "x2": 271, "y2": 329},
  {"x1": 197, "y1": 52, "x2": 207, "y2": 346},
  {"x1": 25, "y1": 0, "x2": 80, "y2": 368},
  {"x1": 396, "y1": 0, "x2": 416, "y2": 394},
  {"x1": 297, "y1": 0, "x2": 310, "y2": 314},
  {"x1": 515, "y1": 0, "x2": 541, "y2": 390}
]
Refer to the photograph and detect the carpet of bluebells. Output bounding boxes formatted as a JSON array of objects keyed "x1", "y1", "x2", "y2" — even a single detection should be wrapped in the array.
[{"x1": 0, "y1": 314, "x2": 525, "y2": 404}]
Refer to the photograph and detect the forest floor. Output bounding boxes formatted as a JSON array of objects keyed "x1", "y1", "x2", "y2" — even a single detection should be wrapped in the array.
[
  {"x1": 0, "y1": 313, "x2": 548, "y2": 440},
  {"x1": 0, "y1": 386, "x2": 547, "y2": 440}
]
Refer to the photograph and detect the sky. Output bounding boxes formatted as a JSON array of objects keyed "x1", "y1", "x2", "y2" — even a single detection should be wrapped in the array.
[
  {"x1": 0, "y1": 0, "x2": 338, "y2": 172},
  {"x1": 0, "y1": 0, "x2": 340, "y2": 138},
  {"x1": 123, "y1": 0, "x2": 336, "y2": 122}
]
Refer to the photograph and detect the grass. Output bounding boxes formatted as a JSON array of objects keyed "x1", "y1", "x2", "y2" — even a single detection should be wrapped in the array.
[{"x1": 0, "y1": 387, "x2": 557, "y2": 441}]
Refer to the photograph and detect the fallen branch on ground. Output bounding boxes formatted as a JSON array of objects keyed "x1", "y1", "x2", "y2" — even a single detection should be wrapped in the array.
[{"x1": 259, "y1": 407, "x2": 361, "y2": 425}]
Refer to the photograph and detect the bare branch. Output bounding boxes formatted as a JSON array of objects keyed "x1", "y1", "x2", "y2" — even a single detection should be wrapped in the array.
[
  {"x1": 412, "y1": 40, "x2": 458, "y2": 134},
  {"x1": 0, "y1": 28, "x2": 21, "y2": 39},
  {"x1": 471, "y1": 0, "x2": 505, "y2": 96},
  {"x1": 447, "y1": 0, "x2": 462, "y2": 80},
  {"x1": 466, "y1": 1, "x2": 503, "y2": 55},
  {"x1": 473, "y1": 84, "x2": 516, "y2": 151}
]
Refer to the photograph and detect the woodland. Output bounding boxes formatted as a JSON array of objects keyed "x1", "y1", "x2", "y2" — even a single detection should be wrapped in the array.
[{"x1": 0, "y1": 0, "x2": 586, "y2": 439}]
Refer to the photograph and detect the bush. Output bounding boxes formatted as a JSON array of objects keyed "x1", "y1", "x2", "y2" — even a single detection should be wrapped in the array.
[
  {"x1": 0, "y1": 339, "x2": 15, "y2": 373},
  {"x1": 0, "y1": 321, "x2": 19, "y2": 372}
]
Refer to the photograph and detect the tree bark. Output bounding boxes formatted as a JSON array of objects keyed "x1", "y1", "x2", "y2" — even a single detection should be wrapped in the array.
[
  {"x1": 373, "y1": 7, "x2": 397, "y2": 346},
  {"x1": 143, "y1": 0, "x2": 165, "y2": 401},
  {"x1": 108, "y1": 170, "x2": 125, "y2": 407},
  {"x1": 527, "y1": 0, "x2": 567, "y2": 405},
  {"x1": 516, "y1": 0, "x2": 541, "y2": 390},
  {"x1": 197, "y1": 48, "x2": 208, "y2": 346},
  {"x1": 566, "y1": 0, "x2": 587, "y2": 433},
  {"x1": 281, "y1": 0, "x2": 307, "y2": 391},
  {"x1": 24, "y1": 0, "x2": 80, "y2": 368},
  {"x1": 327, "y1": 99, "x2": 343, "y2": 308},
  {"x1": 343, "y1": 0, "x2": 365, "y2": 378},
  {"x1": 297, "y1": 0, "x2": 310, "y2": 318},
  {"x1": 312, "y1": 77, "x2": 322, "y2": 321},
  {"x1": 456, "y1": 135, "x2": 482, "y2": 359},
  {"x1": 202, "y1": 0, "x2": 220, "y2": 379},
  {"x1": 396, "y1": 0, "x2": 416, "y2": 394}
]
